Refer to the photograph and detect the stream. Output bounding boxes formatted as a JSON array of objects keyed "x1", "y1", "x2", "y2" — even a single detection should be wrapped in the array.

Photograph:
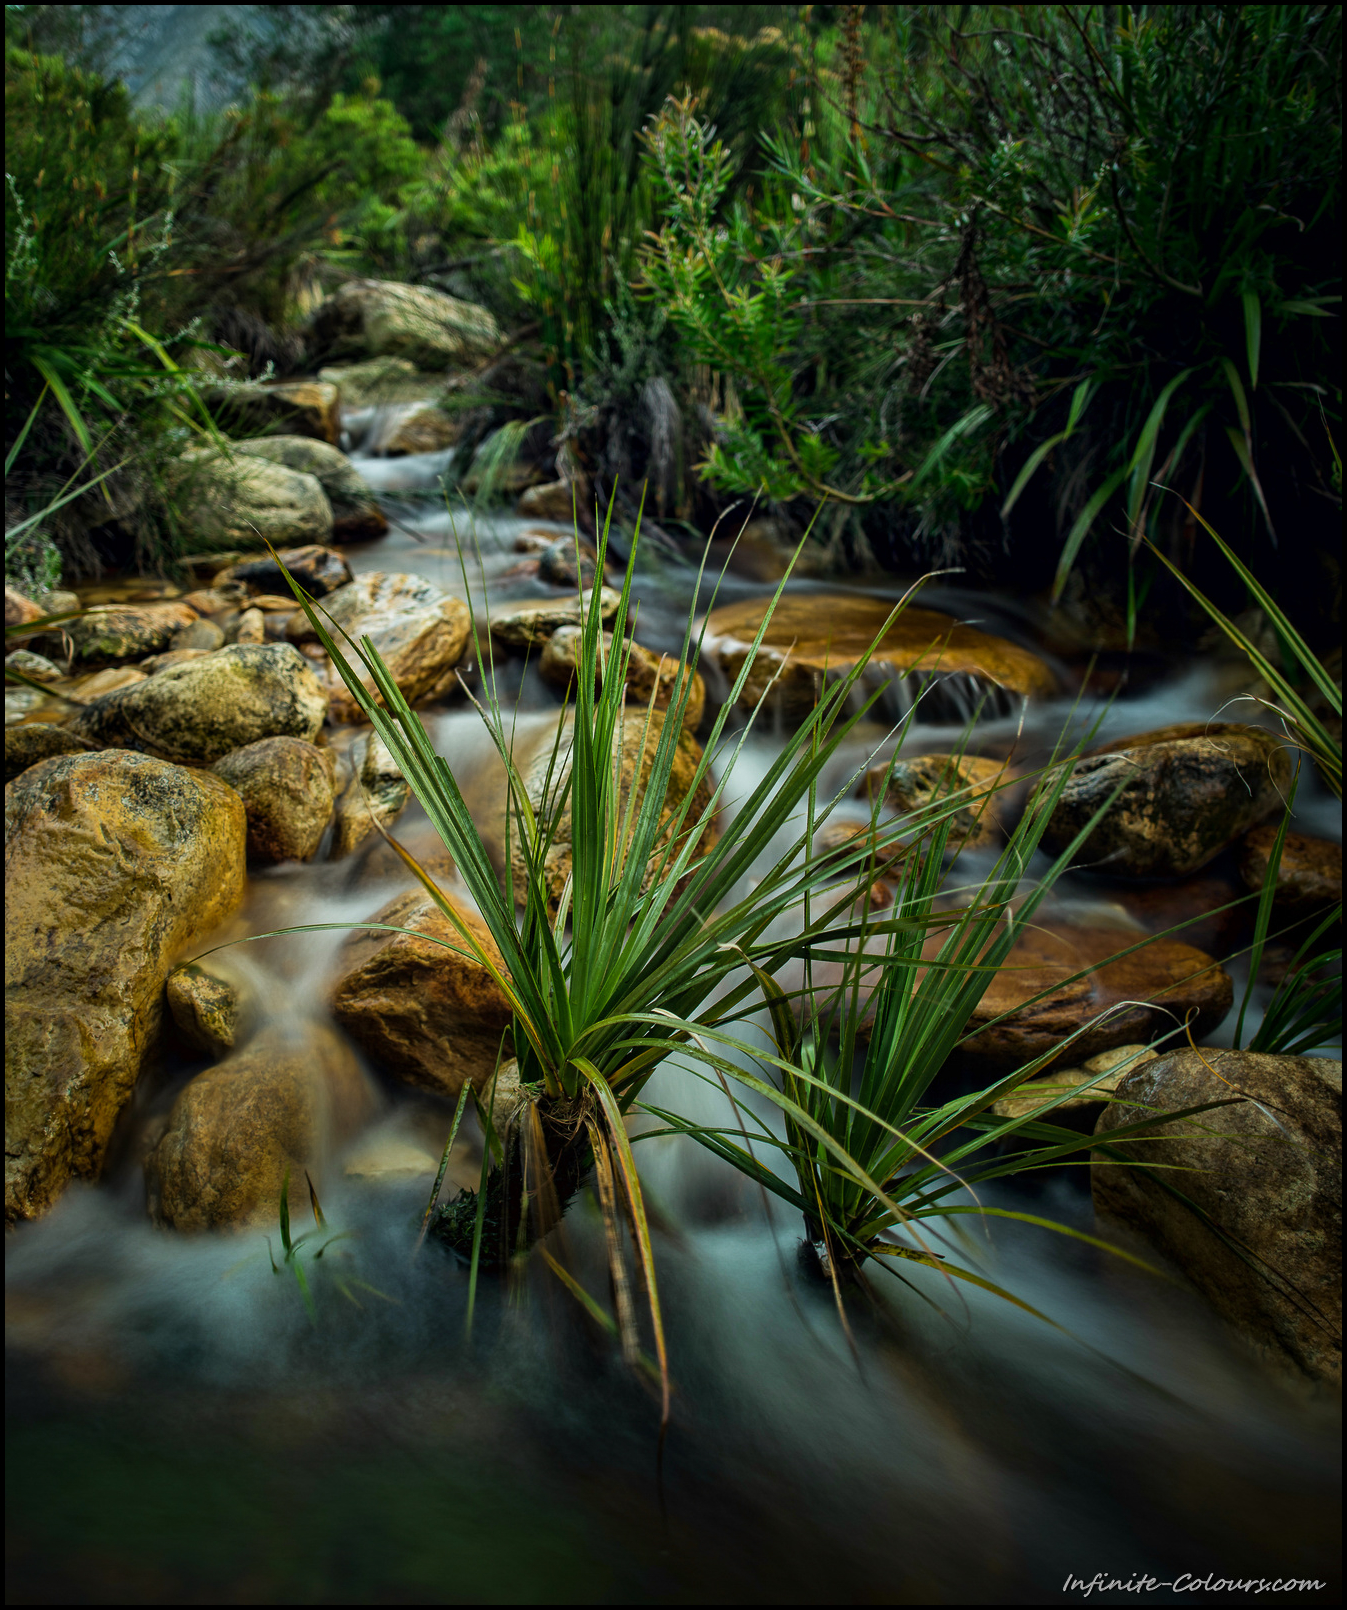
[{"x1": 7, "y1": 417, "x2": 1341, "y2": 1604}]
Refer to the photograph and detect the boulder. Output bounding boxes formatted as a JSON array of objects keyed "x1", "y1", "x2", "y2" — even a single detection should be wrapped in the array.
[
  {"x1": 6, "y1": 751, "x2": 246, "y2": 1223},
  {"x1": 330, "y1": 889, "x2": 514, "y2": 1101},
  {"x1": 166, "y1": 961, "x2": 241, "y2": 1057},
  {"x1": 71, "y1": 643, "x2": 326, "y2": 765},
  {"x1": 212, "y1": 736, "x2": 337, "y2": 862},
  {"x1": 318, "y1": 356, "x2": 439, "y2": 409},
  {"x1": 1093, "y1": 1050, "x2": 1341, "y2": 1385},
  {"x1": 4, "y1": 723, "x2": 97, "y2": 784},
  {"x1": 702, "y1": 594, "x2": 1056, "y2": 719},
  {"x1": 1238, "y1": 824, "x2": 1342, "y2": 911},
  {"x1": 146, "y1": 1022, "x2": 375, "y2": 1231},
  {"x1": 539, "y1": 626, "x2": 705, "y2": 734},
  {"x1": 5, "y1": 650, "x2": 63, "y2": 683},
  {"x1": 210, "y1": 380, "x2": 341, "y2": 444},
  {"x1": 169, "y1": 449, "x2": 334, "y2": 553},
  {"x1": 311, "y1": 279, "x2": 500, "y2": 370},
  {"x1": 487, "y1": 707, "x2": 718, "y2": 912},
  {"x1": 377, "y1": 400, "x2": 461, "y2": 457},
  {"x1": 516, "y1": 478, "x2": 587, "y2": 523},
  {"x1": 858, "y1": 752, "x2": 1009, "y2": 852},
  {"x1": 960, "y1": 923, "x2": 1232, "y2": 1073},
  {"x1": 319, "y1": 572, "x2": 471, "y2": 723},
  {"x1": 233, "y1": 436, "x2": 387, "y2": 541},
  {"x1": 991, "y1": 1044, "x2": 1159, "y2": 1120},
  {"x1": 1037, "y1": 723, "x2": 1292, "y2": 878},
  {"x1": 219, "y1": 545, "x2": 352, "y2": 600},
  {"x1": 489, "y1": 589, "x2": 621, "y2": 651},
  {"x1": 330, "y1": 731, "x2": 411, "y2": 859},
  {"x1": 64, "y1": 601, "x2": 199, "y2": 667}
]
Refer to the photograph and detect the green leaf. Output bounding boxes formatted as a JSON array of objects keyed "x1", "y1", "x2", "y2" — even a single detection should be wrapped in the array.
[
  {"x1": 1242, "y1": 290, "x2": 1262, "y2": 389},
  {"x1": 1052, "y1": 465, "x2": 1127, "y2": 600}
]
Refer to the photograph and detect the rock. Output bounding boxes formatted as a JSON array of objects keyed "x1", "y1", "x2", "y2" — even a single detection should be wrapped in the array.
[
  {"x1": 489, "y1": 588, "x2": 622, "y2": 651},
  {"x1": 166, "y1": 962, "x2": 240, "y2": 1057},
  {"x1": 342, "y1": 1135, "x2": 439, "y2": 1182},
  {"x1": 378, "y1": 400, "x2": 461, "y2": 456},
  {"x1": 703, "y1": 594, "x2": 1056, "y2": 719},
  {"x1": 330, "y1": 888, "x2": 514, "y2": 1101},
  {"x1": 232, "y1": 436, "x2": 387, "y2": 541},
  {"x1": 539, "y1": 626, "x2": 705, "y2": 733},
  {"x1": 1038, "y1": 723, "x2": 1293, "y2": 879},
  {"x1": 71, "y1": 643, "x2": 326, "y2": 765},
  {"x1": 858, "y1": 753, "x2": 1009, "y2": 852},
  {"x1": 6, "y1": 751, "x2": 246, "y2": 1223},
  {"x1": 331, "y1": 731, "x2": 411, "y2": 858},
  {"x1": 513, "y1": 530, "x2": 555, "y2": 555},
  {"x1": 212, "y1": 737, "x2": 337, "y2": 863},
  {"x1": 311, "y1": 279, "x2": 500, "y2": 370},
  {"x1": 1238, "y1": 824, "x2": 1342, "y2": 911},
  {"x1": 991, "y1": 1044, "x2": 1159, "y2": 1120},
  {"x1": 170, "y1": 616, "x2": 226, "y2": 653},
  {"x1": 5, "y1": 650, "x2": 63, "y2": 683},
  {"x1": 4, "y1": 723, "x2": 97, "y2": 784},
  {"x1": 318, "y1": 356, "x2": 438, "y2": 409},
  {"x1": 6, "y1": 586, "x2": 44, "y2": 628},
  {"x1": 537, "y1": 538, "x2": 599, "y2": 589},
  {"x1": 1093, "y1": 1050, "x2": 1341, "y2": 1385},
  {"x1": 489, "y1": 707, "x2": 718, "y2": 911},
  {"x1": 180, "y1": 586, "x2": 244, "y2": 614},
  {"x1": 211, "y1": 380, "x2": 341, "y2": 444},
  {"x1": 1101, "y1": 864, "x2": 1252, "y2": 959},
  {"x1": 169, "y1": 449, "x2": 334, "y2": 552},
  {"x1": 64, "y1": 601, "x2": 199, "y2": 667},
  {"x1": 516, "y1": 477, "x2": 588, "y2": 523},
  {"x1": 139, "y1": 650, "x2": 213, "y2": 675},
  {"x1": 146, "y1": 1022, "x2": 375, "y2": 1231},
  {"x1": 230, "y1": 607, "x2": 266, "y2": 645},
  {"x1": 68, "y1": 665, "x2": 147, "y2": 701},
  {"x1": 219, "y1": 545, "x2": 352, "y2": 600},
  {"x1": 960, "y1": 923, "x2": 1233, "y2": 1073},
  {"x1": 319, "y1": 572, "x2": 471, "y2": 723}
]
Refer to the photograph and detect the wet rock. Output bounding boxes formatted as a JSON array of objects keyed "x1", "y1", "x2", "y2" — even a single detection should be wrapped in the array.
[
  {"x1": 180, "y1": 585, "x2": 244, "y2": 614},
  {"x1": 991, "y1": 1044, "x2": 1159, "y2": 1120},
  {"x1": 233, "y1": 436, "x2": 387, "y2": 541},
  {"x1": 6, "y1": 586, "x2": 44, "y2": 628},
  {"x1": 1238, "y1": 824, "x2": 1342, "y2": 912},
  {"x1": 703, "y1": 594, "x2": 1056, "y2": 720},
  {"x1": 64, "y1": 601, "x2": 199, "y2": 667},
  {"x1": 859, "y1": 752, "x2": 1009, "y2": 852},
  {"x1": 1101, "y1": 863, "x2": 1251, "y2": 960},
  {"x1": 379, "y1": 400, "x2": 461, "y2": 456},
  {"x1": 146, "y1": 1022, "x2": 375, "y2": 1231},
  {"x1": 220, "y1": 545, "x2": 353, "y2": 600},
  {"x1": 229, "y1": 607, "x2": 266, "y2": 645},
  {"x1": 331, "y1": 731, "x2": 411, "y2": 858},
  {"x1": 318, "y1": 355, "x2": 437, "y2": 409},
  {"x1": 1093, "y1": 1049, "x2": 1341, "y2": 1385},
  {"x1": 68, "y1": 665, "x2": 147, "y2": 701},
  {"x1": 211, "y1": 380, "x2": 341, "y2": 444},
  {"x1": 516, "y1": 477, "x2": 588, "y2": 523},
  {"x1": 489, "y1": 707, "x2": 718, "y2": 911},
  {"x1": 166, "y1": 962, "x2": 240, "y2": 1057},
  {"x1": 320, "y1": 572, "x2": 471, "y2": 723},
  {"x1": 139, "y1": 649, "x2": 213, "y2": 675},
  {"x1": 170, "y1": 616, "x2": 226, "y2": 653},
  {"x1": 489, "y1": 588, "x2": 621, "y2": 651},
  {"x1": 539, "y1": 626, "x2": 705, "y2": 733},
  {"x1": 6, "y1": 686, "x2": 44, "y2": 723},
  {"x1": 168, "y1": 449, "x2": 333, "y2": 552},
  {"x1": 71, "y1": 643, "x2": 326, "y2": 765},
  {"x1": 537, "y1": 538, "x2": 599, "y2": 589},
  {"x1": 6, "y1": 650, "x2": 63, "y2": 683},
  {"x1": 6, "y1": 751, "x2": 246, "y2": 1223},
  {"x1": 212, "y1": 736, "x2": 337, "y2": 863},
  {"x1": 1038, "y1": 723, "x2": 1292, "y2": 879},
  {"x1": 960, "y1": 923, "x2": 1232, "y2": 1073},
  {"x1": 331, "y1": 888, "x2": 514, "y2": 1102},
  {"x1": 4, "y1": 723, "x2": 97, "y2": 784},
  {"x1": 311, "y1": 279, "x2": 500, "y2": 370}
]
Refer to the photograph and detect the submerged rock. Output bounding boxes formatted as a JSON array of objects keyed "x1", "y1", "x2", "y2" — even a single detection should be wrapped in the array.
[
  {"x1": 169, "y1": 449, "x2": 334, "y2": 552},
  {"x1": 1037, "y1": 722, "x2": 1292, "y2": 878},
  {"x1": 233, "y1": 436, "x2": 387, "y2": 541},
  {"x1": 146, "y1": 1022, "x2": 375, "y2": 1231},
  {"x1": 212, "y1": 736, "x2": 337, "y2": 862},
  {"x1": 1093, "y1": 1049, "x2": 1342, "y2": 1385},
  {"x1": 539, "y1": 626, "x2": 705, "y2": 733},
  {"x1": 311, "y1": 279, "x2": 500, "y2": 370},
  {"x1": 330, "y1": 888, "x2": 514, "y2": 1101},
  {"x1": 6, "y1": 751, "x2": 246, "y2": 1223},
  {"x1": 702, "y1": 594, "x2": 1056, "y2": 719},
  {"x1": 858, "y1": 752, "x2": 1010, "y2": 852},
  {"x1": 71, "y1": 643, "x2": 326, "y2": 765},
  {"x1": 489, "y1": 589, "x2": 621, "y2": 651},
  {"x1": 330, "y1": 731, "x2": 411, "y2": 859},
  {"x1": 4, "y1": 722, "x2": 97, "y2": 784},
  {"x1": 65, "y1": 601, "x2": 199, "y2": 667},
  {"x1": 1238, "y1": 824, "x2": 1343, "y2": 911},
  {"x1": 320, "y1": 572, "x2": 471, "y2": 722}
]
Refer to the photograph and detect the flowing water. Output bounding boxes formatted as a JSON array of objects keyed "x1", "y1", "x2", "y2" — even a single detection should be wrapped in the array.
[{"x1": 7, "y1": 425, "x2": 1341, "y2": 1604}]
